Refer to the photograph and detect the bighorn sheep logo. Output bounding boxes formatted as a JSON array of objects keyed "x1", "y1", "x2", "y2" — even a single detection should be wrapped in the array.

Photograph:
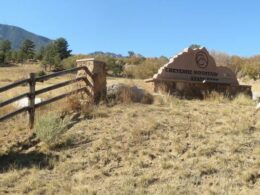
[{"x1": 195, "y1": 51, "x2": 208, "y2": 69}]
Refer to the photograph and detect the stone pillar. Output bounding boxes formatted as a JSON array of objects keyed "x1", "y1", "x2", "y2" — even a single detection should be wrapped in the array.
[{"x1": 76, "y1": 58, "x2": 106, "y2": 103}]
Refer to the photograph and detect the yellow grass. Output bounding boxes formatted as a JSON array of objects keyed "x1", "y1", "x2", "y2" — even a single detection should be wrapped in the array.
[
  {"x1": 0, "y1": 64, "x2": 83, "y2": 115},
  {"x1": 0, "y1": 97, "x2": 259, "y2": 194},
  {"x1": 0, "y1": 65, "x2": 76, "y2": 99},
  {"x1": 107, "y1": 77, "x2": 154, "y2": 93},
  {"x1": 0, "y1": 65, "x2": 259, "y2": 194},
  {"x1": 239, "y1": 78, "x2": 260, "y2": 93}
]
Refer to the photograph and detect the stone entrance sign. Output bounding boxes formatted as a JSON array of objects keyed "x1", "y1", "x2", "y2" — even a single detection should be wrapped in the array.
[
  {"x1": 146, "y1": 47, "x2": 252, "y2": 97},
  {"x1": 153, "y1": 47, "x2": 239, "y2": 85}
]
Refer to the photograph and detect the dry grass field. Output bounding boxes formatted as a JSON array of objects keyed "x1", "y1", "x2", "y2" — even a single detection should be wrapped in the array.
[
  {"x1": 0, "y1": 64, "x2": 80, "y2": 118},
  {"x1": 0, "y1": 64, "x2": 260, "y2": 194}
]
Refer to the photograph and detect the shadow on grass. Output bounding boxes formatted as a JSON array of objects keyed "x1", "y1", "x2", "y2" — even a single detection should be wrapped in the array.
[
  {"x1": 52, "y1": 137, "x2": 93, "y2": 151},
  {"x1": 0, "y1": 151, "x2": 59, "y2": 173}
]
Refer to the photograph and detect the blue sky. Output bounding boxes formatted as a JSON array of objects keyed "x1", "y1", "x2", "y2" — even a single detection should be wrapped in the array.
[{"x1": 0, "y1": 0, "x2": 260, "y2": 57}]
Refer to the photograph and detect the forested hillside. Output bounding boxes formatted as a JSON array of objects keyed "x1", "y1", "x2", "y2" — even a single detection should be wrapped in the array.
[{"x1": 0, "y1": 24, "x2": 51, "y2": 50}]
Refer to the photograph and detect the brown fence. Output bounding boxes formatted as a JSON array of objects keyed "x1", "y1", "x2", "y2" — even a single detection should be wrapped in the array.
[{"x1": 0, "y1": 66, "x2": 93, "y2": 128}]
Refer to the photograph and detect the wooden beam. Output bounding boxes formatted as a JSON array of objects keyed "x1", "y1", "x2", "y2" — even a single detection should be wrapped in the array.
[
  {"x1": 35, "y1": 87, "x2": 88, "y2": 109},
  {"x1": 35, "y1": 67, "x2": 93, "y2": 82},
  {"x1": 0, "y1": 107, "x2": 28, "y2": 122},
  {"x1": 35, "y1": 77, "x2": 86, "y2": 96},
  {"x1": 0, "y1": 93, "x2": 29, "y2": 108},
  {"x1": 0, "y1": 78, "x2": 30, "y2": 93}
]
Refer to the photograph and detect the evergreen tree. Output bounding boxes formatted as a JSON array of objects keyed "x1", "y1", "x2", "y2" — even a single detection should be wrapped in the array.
[
  {"x1": 0, "y1": 52, "x2": 4, "y2": 64},
  {"x1": 0, "y1": 40, "x2": 12, "y2": 64},
  {"x1": 20, "y1": 39, "x2": 35, "y2": 60},
  {"x1": 189, "y1": 44, "x2": 201, "y2": 49},
  {"x1": 11, "y1": 51, "x2": 18, "y2": 62},
  {"x1": 42, "y1": 43, "x2": 56, "y2": 70},
  {"x1": 0, "y1": 40, "x2": 11, "y2": 53},
  {"x1": 128, "y1": 51, "x2": 135, "y2": 57},
  {"x1": 41, "y1": 38, "x2": 71, "y2": 71},
  {"x1": 17, "y1": 50, "x2": 26, "y2": 63},
  {"x1": 54, "y1": 38, "x2": 71, "y2": 60},
  {"x1": 36, "y1": 46, "x2": 45, "y2": 61}
]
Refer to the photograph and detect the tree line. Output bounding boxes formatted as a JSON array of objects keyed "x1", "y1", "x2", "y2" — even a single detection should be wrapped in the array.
[
  {"x1": 1, "y1": 40, "x2": 259, "y2": 79},
  {"x1": 0, "y1": 38, "x2": 71, "y2": 71},
  {"x1": 61, "y1": 51, "x2": 169, "y2": 78},
  {"x1": 62, "y1": 46, "x2": 260, "y2": 79}
]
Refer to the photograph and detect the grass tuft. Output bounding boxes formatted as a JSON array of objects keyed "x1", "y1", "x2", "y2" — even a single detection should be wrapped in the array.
[
  {"x1": 232, "y1": 93, "x2": 253, "y2": 106},
  {"x1": 35, "y1": 113, "x2": 70, "y2": 146},
  {"x1": 204, "y1": 91, "x2": 229, "y2": 103}
]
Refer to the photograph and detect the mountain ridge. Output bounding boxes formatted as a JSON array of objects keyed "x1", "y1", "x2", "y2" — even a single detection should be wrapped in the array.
[{"x1": 0, "y1": 24, "x2": 52, "y2": 50}]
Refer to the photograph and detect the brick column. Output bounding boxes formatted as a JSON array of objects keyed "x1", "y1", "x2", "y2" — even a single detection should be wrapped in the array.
[{"x1": 77, "y1": 58, "x2": 107, "y2": 103}]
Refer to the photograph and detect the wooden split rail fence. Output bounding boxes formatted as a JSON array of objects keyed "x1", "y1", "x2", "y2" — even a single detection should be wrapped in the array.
[{"x1": 0, "y1": 66, "x2": 93, "y2": 128}]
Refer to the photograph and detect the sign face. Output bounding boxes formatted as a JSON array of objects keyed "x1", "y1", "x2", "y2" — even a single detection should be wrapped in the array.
[
  {"x1": 153, "y1": 47, "x2": 239, "y2": 85},
  {"x1": 195, "y1": 51, "x2": 208, "y2": 69}
]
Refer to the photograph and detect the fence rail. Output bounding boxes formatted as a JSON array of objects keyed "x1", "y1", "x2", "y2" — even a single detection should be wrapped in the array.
[
  {"x1": 0, "y1": 79, "x2": 30, "y2": 93},
  {"x1": 0, "y1": 66, "x2": 93, "y2": 128}
]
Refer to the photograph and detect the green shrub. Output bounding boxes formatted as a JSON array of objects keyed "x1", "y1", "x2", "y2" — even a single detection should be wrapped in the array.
[
  {"x1": 124, "y1": 58, "x2": 168, "y2": 79},
  {"x1": 240, "y1": 62, "x2": 260, "y2": 80},
  {"x1": 62, "y1": 54, "x2": 89, "y2": 69},
  {"x1": 35, "y1": 114, "x2": 70, "y2": 146},
  {"x1": 35, "y1": 70, "x2": 46, "y2": 77}
]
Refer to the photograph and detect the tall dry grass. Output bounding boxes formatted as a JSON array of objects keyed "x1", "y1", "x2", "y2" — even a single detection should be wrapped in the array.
[{"x1": 0, "y1": 64, "x2": 259, "y2": 194}]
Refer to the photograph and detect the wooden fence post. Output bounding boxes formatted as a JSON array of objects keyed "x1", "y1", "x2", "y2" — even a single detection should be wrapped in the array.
[{"x1": 28, "y1": 73, "x2": 36, "y2": 129}]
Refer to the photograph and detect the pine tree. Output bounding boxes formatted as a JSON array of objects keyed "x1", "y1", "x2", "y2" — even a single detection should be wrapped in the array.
[
  {"x1": 54, "y1": 38, "x2": 71, "y2": 60},
  {"x1": 19, "y1": 39, "x2": 35, "y2": 61},
  {"x1": 0, "y1": 40, "x2": 12, "y2": 64},
  {"x1": 41, "y1": 38, "x2": 72, "y2": 71}
]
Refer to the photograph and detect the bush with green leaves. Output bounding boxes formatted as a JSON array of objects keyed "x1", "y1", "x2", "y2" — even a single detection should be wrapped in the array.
[
  {"x1": 0, "y1": 40, "x2": 12, "y2": 64},
  {"x1": 19, "y1": 39, "x2": 35, "y2": 61},
  {"x1": 35, "y1": 114, "x2": 70, "y2": 146},
  {"x1": 240, "y1": 61, "x2": 260, "y2": 80},
  {"x1": 123, "y1": 57, "x2": 168, "y2": 79},
  {"x1": 41, "y1": 38, "x2": 72, "y2": 71}
]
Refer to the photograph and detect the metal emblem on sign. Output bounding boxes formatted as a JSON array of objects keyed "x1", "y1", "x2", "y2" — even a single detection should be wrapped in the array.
[{"x1": 196, "y1": 51, "x2": 208, "y2": 69}]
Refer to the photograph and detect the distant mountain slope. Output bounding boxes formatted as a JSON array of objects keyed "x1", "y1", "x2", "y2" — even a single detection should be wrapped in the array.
[
  {"x1": 88, "y1": 51, "x2": 144, "y2": 58},
  {"x1": 0, "y1": 24, "x2": 52, "y2": 50},
  {"x1": 88, "y1": 51, "x2": 124, "y2": 58}
]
